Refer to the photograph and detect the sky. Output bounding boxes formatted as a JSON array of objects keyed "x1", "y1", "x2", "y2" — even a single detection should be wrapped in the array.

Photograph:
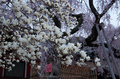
[{"x1": 110, "y1": 12, "x2": 119, "y2": 27}]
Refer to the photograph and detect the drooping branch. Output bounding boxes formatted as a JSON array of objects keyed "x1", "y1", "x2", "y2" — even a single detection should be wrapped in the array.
[{"x1": 100, "y1": 0, "x2": 116, "y2": 18}]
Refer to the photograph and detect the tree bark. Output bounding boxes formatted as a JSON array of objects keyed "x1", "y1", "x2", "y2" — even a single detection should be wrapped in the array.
[{"x1": 85, "y1": 0, "x2": 116, "y2": 45}]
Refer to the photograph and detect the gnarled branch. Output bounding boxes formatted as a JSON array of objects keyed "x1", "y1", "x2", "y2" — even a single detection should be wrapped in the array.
[
  {"x1": 62, "y1": 13, "x2": 84, "y2": 37},
  {"x1": 85, "y1": 23, "x2": 103, "y2": 45},
  {"x1": 89, "y1": 0, "x2": 100, "y2": 19},
  {"x1": 70, "y1": 14, "x2": 84, "y2": 34},
  {"x1": 85, "y1": 0, "x2": 116, "y2": 45}
]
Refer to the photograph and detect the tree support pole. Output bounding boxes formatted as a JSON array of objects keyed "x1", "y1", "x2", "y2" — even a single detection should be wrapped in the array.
[
  {"x1": 101, "y1": 26, "x2": 120, "y2": 78},
  {"x1": 96, "y1": 24, "x2": 116, "y2": 79}
]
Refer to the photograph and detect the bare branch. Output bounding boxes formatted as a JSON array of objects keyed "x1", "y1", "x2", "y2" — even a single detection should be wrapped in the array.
[
  {"x1": 89, "y1": 0, "x2": 100, "y2": 19},
  {"x1": 100, "y1": 0, "x2": 116, "y2": 17}
]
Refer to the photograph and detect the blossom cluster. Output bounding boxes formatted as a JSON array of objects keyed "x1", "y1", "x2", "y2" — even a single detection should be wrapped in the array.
[
  {"x1": 0, "y1": 0, "x2": 77, "y2": 71},
  {"x1": 0, "y1": 0, "x2": 100, "y2": 72}
]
